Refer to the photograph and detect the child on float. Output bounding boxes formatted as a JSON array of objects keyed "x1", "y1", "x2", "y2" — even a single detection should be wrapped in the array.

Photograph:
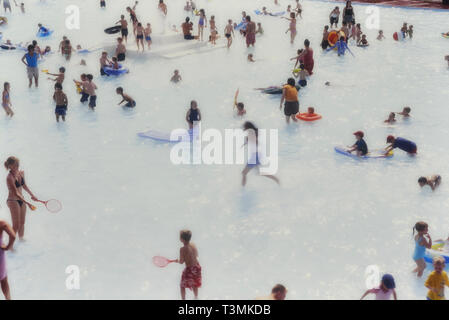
[{"x1": 347, "y1": 131, "x2": 368, "y2": 156}]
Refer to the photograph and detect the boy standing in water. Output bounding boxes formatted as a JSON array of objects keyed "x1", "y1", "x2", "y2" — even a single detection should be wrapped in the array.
[
  {"x1": 75, "y1": 74, "x2": 97, "y2": 110},
  {"x1": 117, "y1": 15, "x2": 129, "y2": 43},
  {"x1": 176, "y1": 230, "x2": 201, "y2": 300},
  {"x1": 116, "y1": 87, "x2": 136, "y2": 108},
  {"x1": 425, "y1": 256, "x2": 449, "y2": 300},
  {"x1": 53, "y1": 83, "x2": 68, "y2": 122},
  {"x1": 47, "y1": 67, "x2": 65, "y2": 85},
  {"x1": 224, "y1": 20, "x2": 234, "y2": 48}
]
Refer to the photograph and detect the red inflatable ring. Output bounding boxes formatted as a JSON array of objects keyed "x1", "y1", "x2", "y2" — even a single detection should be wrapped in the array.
[{"x1": 296, "y1": 113, "x2": 322, "y2": 121}]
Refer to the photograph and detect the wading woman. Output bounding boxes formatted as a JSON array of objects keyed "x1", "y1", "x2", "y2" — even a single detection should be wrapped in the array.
[{"x1": 5, "y1": 157, "x2": 38, "y2": 242}]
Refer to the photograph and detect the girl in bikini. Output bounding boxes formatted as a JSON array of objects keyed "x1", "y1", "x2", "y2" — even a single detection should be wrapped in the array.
[{"x1": 5, "y1": 156, "x2": 38, "y2": 243}]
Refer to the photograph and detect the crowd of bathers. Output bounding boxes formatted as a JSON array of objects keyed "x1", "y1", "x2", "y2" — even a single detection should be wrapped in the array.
[{"x1": 1, "y1": 0, "x2": 448, "y2": 301}]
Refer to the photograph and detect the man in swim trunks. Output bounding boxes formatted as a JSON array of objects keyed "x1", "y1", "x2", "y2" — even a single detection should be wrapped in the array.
[
  {"x1": 280, "y1": 78, "x2": 299, "y2": 124},
  {"x1": 53, "y1": 82, "x2": 68, "y2": 122},
  {"x1": 347, "y1": 131, "x2": 368, "y2": 156},
  {"x1": 116, "y1": 15, "x2": 129, "y2": 43},
  {"x1": 182, "y1": 17, "x2": 197, "y2": 40},
  {"x1": 0, "y1": 219, "x2": 15, "y2": 300},
  {"x1": 175, "y1": 230, "x2": 201, "y2": 300},
  {"x1": 385, "y1": 135, "x2": 417, "y2": 155},
  {"x1": 245, "y1": 16, "x2": 256, "y2": 48},
  {"x1": 21, "y1": 45, "x2": 39, "y2": 88}
]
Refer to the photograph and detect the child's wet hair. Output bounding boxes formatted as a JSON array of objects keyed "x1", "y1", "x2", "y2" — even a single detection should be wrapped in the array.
[
  {"x1": 308, "y1": 107, "x2": 315, "y2": 113},
  {"x1": 59, "y1": 67, "x2": 66, "y2": 73},
  {"x1": 433, "y1": 256, "x2": 445, "y2": 265},
  {"x1": 404, "y1": 106, "x2": 411, "y2": 112},
  {"x1": 287, "y1": 78, "x2": 296, "y2": 86},
  {"x1": 87, "y1": 74, "x2": 93, "y2": 81},
  {"x1": 299, "y1": 63, "x2": 305, "y2": 69},
  {"x1": 272, "y1": 284, "x2": 286, "y2": 295},
  {"x1": 180, "y1": 230, "x2": 192, "y2": 242},
  {"x1": 413, "y1": 221, "x2": 428, "y2": 234},
  {"x1": 116, "y1": 87, "x2": 123, "y2": 93},
  {"x1": 237, "y1": 102, "x2": 244, "y2": 110},
  {"x1": 418, "y1": 177, "x2": 427, "y2": 184}
]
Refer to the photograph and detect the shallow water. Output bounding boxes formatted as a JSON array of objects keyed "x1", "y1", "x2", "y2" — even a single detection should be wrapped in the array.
[{"x1": 0, "y1": 0, "x2": 449, "y2": 299}]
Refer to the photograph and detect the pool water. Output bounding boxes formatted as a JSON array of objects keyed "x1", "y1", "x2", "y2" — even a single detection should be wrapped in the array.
[{"x1": 0, "y1": 0, "x2": 449, "y2": 299}]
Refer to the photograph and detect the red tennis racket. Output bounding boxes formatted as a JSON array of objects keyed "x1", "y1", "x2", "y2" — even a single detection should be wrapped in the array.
[
  {"x1": 36, "y1": 199, "x2": 62, "y2": 213},
  {"x1": 152, "y1": 256, "x2": 177, "y2": 268}
]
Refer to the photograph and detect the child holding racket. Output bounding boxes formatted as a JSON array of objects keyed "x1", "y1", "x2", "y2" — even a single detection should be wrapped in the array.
[{"x1": 177, "y1": 230, "x2": 201, "y2": 300}]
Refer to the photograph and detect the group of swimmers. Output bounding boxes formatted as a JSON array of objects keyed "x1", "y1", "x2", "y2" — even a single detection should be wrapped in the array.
[{"x1": 1, "y1": 0, "x2": 448, "y2": 301}]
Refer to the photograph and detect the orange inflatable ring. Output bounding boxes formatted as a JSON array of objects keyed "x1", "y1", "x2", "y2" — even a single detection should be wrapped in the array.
[
  {"x1": 328, "y1": 30, "x2": 346, "y2": 46},
  {"x1": 296, "y1": 113, "x2": 322, "y2": 121}
]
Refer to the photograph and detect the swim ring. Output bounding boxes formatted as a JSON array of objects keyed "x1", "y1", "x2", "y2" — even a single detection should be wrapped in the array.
[
  {"x1": 328, "y1": 30, "x2": 346, "y2": 46},
  {"x1": 104, "y1": 26, "x2": 121, "y2": 35},
  {"x1": 103, "y1": 64, "x2": 129, "y2": 76},
  {"x1": 296, "y1": 112, "x2": 322, "y2": 121},
  {"x1": 37, "y1": 29, "x2": 53, "y2": 38},
  {"x1": 393, "y1": 31, "x2": 405, "y2": 41},
  {"x1": 0, "y1": 43, "x2": 16, "y2": 50},
  {"x1": 424, "y1": 240, "x2": 449, "y2": 264}
]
